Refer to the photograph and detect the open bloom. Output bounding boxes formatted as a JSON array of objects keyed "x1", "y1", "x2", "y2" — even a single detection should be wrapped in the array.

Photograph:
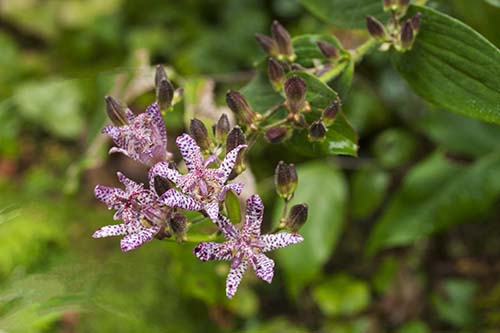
[
  {"x1": 102, "y1": 102, "x2": 170, "y2": 166},
  {"x1": 150, "y1": 133, "x2": 246, "y2": 222},
  {"x1": 193, "y1": 194, "x2": 304, "y2": 298},
  {"x1": 93, "y1": 172, "x2": 169, "y2": 252}
]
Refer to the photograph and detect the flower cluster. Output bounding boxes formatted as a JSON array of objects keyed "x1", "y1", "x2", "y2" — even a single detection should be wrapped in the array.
[{"x1": 93, "y1": 65, "x2": 306, "y2": 298}]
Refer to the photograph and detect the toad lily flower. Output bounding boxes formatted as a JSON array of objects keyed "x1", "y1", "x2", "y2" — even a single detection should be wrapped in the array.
[
  {"x1": 193, "y1": 194, "x2": 304, "y2": 298},
  {"x1": 102, "y1": 102, "x2": 171, "y2": 166},
  {"x1": 150, "y1": 133, "x2": 246, "y2": 222},
  {"x1": 93, "y1": 172, "x2": 169, "y2": 252}
]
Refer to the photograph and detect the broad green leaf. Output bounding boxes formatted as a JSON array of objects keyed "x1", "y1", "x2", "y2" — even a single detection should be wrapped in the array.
[
  {"x1": 367, "y1": 151, "x2": 500, "y2": 254},
  {"x1": 485, "y1": 0, "x2": 500, "y2": 8},
  {"x1": 285, "y1": 71, "x2": 358, "y2": 156},
  {"x1": 292, "y1": 34, "x2": 347, "y2": 68},
  {"x1": 312, "y1": 274, "x2": 371, "y2": 316},
  {"x1": 240, "y1": 66, "x2": 283, "y2": 113},
  {"x1": 417, "y1": 108, "x2": 500, "y2": 158},
  {"x1": 392, "y1": 5, "x2": 500, "y2": 124},
  {"x1": 351, "y1": 165, "x2": 390, "y2": 219},
  {"x1": 333, "y1": 59, "x2": 355, "y2": 99},
  {"x1": 224, "y1": 190, "x2": 241, "y2": 224},
  {"x1": 372, "y1": 128, "x2": 419, "y2": 169},
  {"x1": 300, "y1": 0, "x2": 388, "y2": 29},
  {"x1": 275, "y1": 162, "x2": 348, "y2": 297},
  {"x1": 432, "y1": 279, "x2": 478, "y2": 327}
]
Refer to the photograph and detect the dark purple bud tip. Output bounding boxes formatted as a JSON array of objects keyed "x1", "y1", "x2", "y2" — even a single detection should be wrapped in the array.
[
  {"x1": 226, "y1": 90, "x2": 256, "y2": 125},
  {"x1": 401, "y1": 19, "x2": 414, "y2": 49},
  {"x1": 322, "y1": 99, "x2": 341, "y2": 126},
  {"x1": 190, "y1": 118, "x2": 211, "y2": 151},
  {"x1": 105, "y1": 95, "x2": 128, "y2": 126},
  {"x1": 216, "y1": 113, "x2": 230, "y2": 144},
  {"x1": 155, "y1": 64, "x2": 168, "y2": 88},
  {"x1": 265, "y1": 127, "x2": 289, "y2": 144},
  {"x1": 366, "y1": 16, "x2": 387, "y2": 41},
  {"x1": 308, "y1": 120, "x2": 327, "y2": 141},
  {"x1": 156, "y1": 78, "x2": 174, "y2": 110},
  {"x1": 275, "y1": 161, "x2": 298, "y2": 199},
  {"x1": 411, "y1": 12, "x2": 421, "y2": 32},
  {"x1": 255, "y1": 33, "x2": 279, "y2": 57},
  {"x1": 286, "y1": 203, "x2": 308, "y2": 233},
  {"x1": 268, "y1": 58, "x2": 285, "y2": 91},
  {"x1": 316, "y1": 41, "x2": 340, "y2": 60},
  {"x1": 226, "y1": 126, "x2": 246, "y2": 152},
  {"x1": 284, "y1": 75, "x2": 307, "y2": 114},
  {"x1": 271, "y1": 20, "x2": 294, "y2": 57}
]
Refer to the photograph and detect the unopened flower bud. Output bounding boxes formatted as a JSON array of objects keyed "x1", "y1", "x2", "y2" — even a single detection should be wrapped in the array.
[
  {"x1": 308, "y1": 120, "x2": 327, "y2": 141},
  {"x1": 316, "y1": 41, "x2": 340, "y2": 60},
  {"x1": 285, "y1": 203, "x2": 308, "y2": 233},
  {"x1": 271, "y1": 20, "x2": 294, "y2": 59},
  {"x1": 255, "y1": 33, "x2": 279, "y2": 57},
  {"x1": 400, "y1": 20, "x2": 414, "y2": 50},
  {"x1": 322, "y1": 99, "x2": 341, "y2": 126},
  {"x1": 226, "y1": 90, "x2": 258, "y2": 125},
  {"x1": 216, "y1": 113, "x2": 230, "y2": 144},
  {"x1": 153, "y1": 175, "x2": 171, "y2": 196},
  {"x1": 411, "y1": 12, "x2": 422, "y2": 33},
  {"x1": 265, "y1": 127, "x2": 289, "y2": 144},
  {"x1": 190, "y1": 118, "x2": 211, "y2": 151},
  {"x1": 156, "y1": 78, "x2": 174, "y2": 110},
  {"x1": 169, "y1": 213, "x2": 187, "y2": 241},
  {"x1": 366, "y1": 16, "x2": 387, "y2": 41},
  {"x1": 105, "y1": 95, "x2": 128, "y2": 126},
  {"x1": 226, "y1": 126, "x2": 246, "y2": 152},
  {"x1": 155, "y1": 64, "x2": 168, "y2": 88},
  {"x1": 268, "y1": 58, "x2": 285, "y2": 91},
  {"x1": 383, "y1": 0, "x2": 397, "y2": 11},
  {"x1": 275, "y1": 161, "x2": 298, "y2": 200},
  {"x1": 284, "y1": 75, "x2": 307, "y2": 114}
]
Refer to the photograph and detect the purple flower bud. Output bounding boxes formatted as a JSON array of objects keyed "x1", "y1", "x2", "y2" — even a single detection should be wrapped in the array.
[
  {"x1": 226, "y1": 126, "x2": 246, "y2": 153},
  {"x1": 105, "y1": 96, "x2": 129, "y2": 126},
  {"x1": 284, "y1": 75, "x2": 307, "y2": 114},
  {"x1": 400, "y1": 19, "x2": 414, "y2": 50},
  {"x1": 155, "y1": 64, "x2": 168, "y2": 88},
  {"x1": 255, "y1": 33, "x2": 279, "y2": 57},
  {"x1": 398, "y1": 0, "x2": 410, "y2": 8},
  {"x1": 168, "y1": 212, "x2": 188, "y2": 241},
  {"x1": 265, "y1": 127, "x2": 289, "y2": 144},
  {"x1": 226, "y1": 90, "x2": 258, "y2": 125},
  {"x1": 271, "y1": 20, "x2": 294, "y2": 58},
  {"x1": 308, "y1": 120, "x2": 327, "y2": 141},
  {"x1": 268, "y1": 58, "x2": 285, "y2": 91},
  {"x1": 411, "y1": 12, "x2": 422, "y2": 33},
  {"x1": 285, "y1": 203, "x2": 308, "y2": 232},
  {"x1": 383, "y1": 0, "x2": 396, "y2": 11},
  {"x1": 322, "y1": 99, "x2": 341, "y2": 126},
  {"x1": 216, "y1": 113, "x2": 230, "y2": 144},
  {"x1": 316, "y1": 41, "x2": 340, "y2": 60},
  {"x1": 190, "y1": 118, "x2": 211, "y2": 151},
  {"x1": 366, "y1": 16, "x2": 387, "y2": 41},
  {"x1": 156, "y1": 78, "x2": 174, "y2": 110},
  {"x1": 275, "y1": 161, "x2": 298, "y2": 200}
]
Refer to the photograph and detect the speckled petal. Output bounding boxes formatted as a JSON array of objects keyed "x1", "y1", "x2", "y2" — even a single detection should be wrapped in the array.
[
  {"x1": 217, "y1": 144, "x2": 247, "y2": 181},
  {"x1": 102, "y1": 125, "x2": 122, "y2": 144},
  {"x1": 261, "y1": 233, "x2": 304, "y2": 252},
  {"x1": 145, "y1": 102, "x2": 167, "y2": 147},
  {"x1": 226, "y1": 260, "x2": 248, "y2": 299},
  {"x1": 92, "y1": 224, "x2": 128, "y2": 238},
  {"x1": 117, "y1": 172, "x2": 139, "y2": 189},
  {"x1": 218, "y1": 183, "x2": 244, "y2": 201},
  {"x1": 176, "y1": 134, "x2": 203, "y2": 172},
  {"x1": 159, "y1": 189, "x2": 203, "y2": 211},
  {"x1": 193, "y1": 242, "x2": 233, "y2": 261},
  {"x1": 215, "y1": 214, "x2": 238, "y2": 240},
  {"x1": 120, "y1": 225, "x2": 161, "y2": 252},
  {"x1": 242, "y1": 194, "x2": 264, "y2": 237},
  {"x1": 94, "y1": 185, "x2": 123, "y2": 207},
  {"x1": 204, "y1": 200, "x2": 220, "y2": 222},
  {"x1": 148, "y1": 161, "x2": 182, "y2": 189},
  {"x1": 253, "y1": 254, "x2": 274, "y2": 283}
]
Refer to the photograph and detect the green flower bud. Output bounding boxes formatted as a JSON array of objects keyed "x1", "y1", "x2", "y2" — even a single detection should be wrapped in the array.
[
  {"x1": 284, "y1": 75, "x2": 307, "y2": 114},
  {"x1": 366, "y1": 16, "x2": 387, "y2": 41},
  {"x1": 216, "y1": 113, "x2": 230, "y2": 144},
  {"x1": 226, "y1": 90, "x2": 259, "y2": 125},
  {"x1": 105, "y1": 95, "x2": 128, "y2": 126},
  {"x1": 268, "y1": 58, "x2": 285, "y2": 91},
  {"x1": 255, "y1": 33, "x2": 279, "y2": 57},
  {"x1": 275, "y1": 161, "x2": 298, "y2": 200},
  {"x1": 316, "y1": 41, "x2": 340, "y2": 60},
  {"x1": 285, "y1": 203, "x2": 308, "y2": 233},
  {"x1": 265, "y1": 127, "x2": 289, "y2": 144},
  {"x1": 308, "y1": 120, "x2": 327, "y2": 141}
]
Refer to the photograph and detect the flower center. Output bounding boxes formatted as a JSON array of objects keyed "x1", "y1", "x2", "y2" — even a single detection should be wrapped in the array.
[{"x1": 190, "y1": 178, "x2": 221, "y2": 203}]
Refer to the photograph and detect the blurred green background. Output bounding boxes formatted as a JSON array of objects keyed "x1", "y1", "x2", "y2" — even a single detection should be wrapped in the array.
[{"x1": 0, "y1": 0, "x2": 499, "y2": 332}]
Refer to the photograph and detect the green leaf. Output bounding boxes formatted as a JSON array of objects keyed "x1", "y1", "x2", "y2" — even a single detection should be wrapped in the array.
[
  {"x1": 224, "y1": 190, "x2": 241, "y2": 224},
  {"x1": 292, "y1": 34, "x2": 347, "y2": 68},
  {"x1": 392, "y1": 5, "x2": 500, "y2": 124},
  {"x1": 312, "y1": 274, "x2": 371, "y2": 316},
  {"x1": 372, "y1": 128, "x2": 419, "y2": 169},
  {"x1": 351, "y1": 165, "x2": 390, "y2": 219},
  {"x1": 240, "y1": 66, "x2": 283, "y2": 113},
  {"x1": 432, "y1": 279, "x2": 478, "y2": 327},
  {"x1": 397, "y1": 321, "x2": 430, "y2": 333},
  {"x1": 285, "y1": 71, "x2": 358, "y2": 156},
  {"x1": 485, "y1": 0, "x2": 500, "y2": 8},
  {"x1": 333, "y1": 59, "x2": 354, "y2": 99},
  {"x1": 275, "y1": 162, "x2": 348, "y2": 297},
  {"x1": 367, "y1": 151, "x2": 500, "y2": 255},
  {"x1": 300, "y1": 0, "x2": 388, "y2": 29}
]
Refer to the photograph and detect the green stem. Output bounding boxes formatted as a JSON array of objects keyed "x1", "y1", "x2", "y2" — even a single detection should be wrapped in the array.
[
  {"x1": 351, "y1": 38, "x2": 379, "y2": 63},
  {"x1": 261, "y1": 102, "x2": 283, "y2": 120},
  {"x1": 262, "y1": 118, "x2": 289, "y2": 131},
  {"x1": 318, "y1": 61, "x2": 349, "y2": 83}
]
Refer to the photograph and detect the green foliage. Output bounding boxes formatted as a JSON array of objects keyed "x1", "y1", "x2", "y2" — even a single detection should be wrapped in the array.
[
  {"x1": 392, "y1": 5, "x2": 500, "y2": 124},
  {"x1": 373, "y1": 128, "x2": 418, "y2": 169},
  {"x1": 275, "y1": 162, "x2": 347, "y2": 297},
  {"x1": 432, "y1": 279, "x2": 478, "y2": 327}
]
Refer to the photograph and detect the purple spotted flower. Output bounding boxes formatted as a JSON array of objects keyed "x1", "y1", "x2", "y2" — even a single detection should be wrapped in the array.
[
  {"x1": 102, "y1": 102, "x2": 171, "y2": 166},
  {"x1": 150, "y1": 134, "x2": 246, "y2": 222},
  {"x1": 193, "y1": 194, "x2": 304, "y2": 298},
  {"x1": 93, "y1": 172, "x2": 169, "y2": 252}
]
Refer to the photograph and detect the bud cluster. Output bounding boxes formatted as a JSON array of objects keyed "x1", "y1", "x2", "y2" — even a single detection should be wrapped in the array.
[{"x1": 255, "y1": 20, "x2": 296, "y2": 62}]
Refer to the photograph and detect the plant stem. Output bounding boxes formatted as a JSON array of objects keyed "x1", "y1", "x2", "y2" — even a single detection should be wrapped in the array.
[
  {"x1": 261, "y1": 102, "x2": 284, "y2": 120},
  {"x1": 351, "y1": 38, "x2": 379, "y2": 63},
  {"x1": 318, "y1": 61, "x2": 349, "y2": 83},
  {"x1": 262, "y1": 118, "x2": 289, "y2": 131}
]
